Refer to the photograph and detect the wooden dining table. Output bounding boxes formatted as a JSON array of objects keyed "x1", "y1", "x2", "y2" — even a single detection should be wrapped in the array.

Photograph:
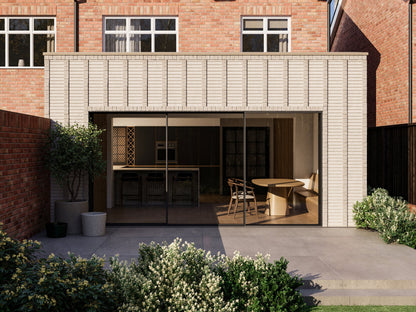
[{"x1": 251, "y1": 178, "x2": 304, "y2": 216}]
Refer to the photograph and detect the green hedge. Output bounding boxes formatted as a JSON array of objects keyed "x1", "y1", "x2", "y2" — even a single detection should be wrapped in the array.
[{"x1": 353, "y1": 188, "x2": 416, "y2": 248}]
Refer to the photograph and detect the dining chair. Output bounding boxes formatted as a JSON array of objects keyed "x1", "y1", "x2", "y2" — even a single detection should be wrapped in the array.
[{"x1": 227, "y1": 178, "x2": 258, "y2": 217}]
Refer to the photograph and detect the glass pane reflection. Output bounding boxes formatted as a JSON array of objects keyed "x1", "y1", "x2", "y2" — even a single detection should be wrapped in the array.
[{"x1": 242, "y1": 34, "x2": 263, "y2": 52}]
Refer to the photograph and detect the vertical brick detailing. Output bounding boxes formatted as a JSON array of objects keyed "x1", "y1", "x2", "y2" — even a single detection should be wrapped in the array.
[
  {"x1": 0, "y1": 110, "x2": 51, "y2": 240},
  {"x1": 332, "y1": 0, "x2": 410, "y2": 127}
]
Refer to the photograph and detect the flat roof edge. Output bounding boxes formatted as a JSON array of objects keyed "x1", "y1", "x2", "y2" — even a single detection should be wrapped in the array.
[{"x1": 44, "y1": 52, "x2": 368, "y2": 57}]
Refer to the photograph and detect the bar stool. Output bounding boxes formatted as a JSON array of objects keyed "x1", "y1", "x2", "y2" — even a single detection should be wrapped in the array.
[
  {"x1": 120, "y1": 172, "x2": 141, "y2": 207},
  {"x1": 172, "y1": 172, "x2": 194, "y2": 205},
  {"x1": 144, "y1": 172, "x2": 165, "y2": 204}
]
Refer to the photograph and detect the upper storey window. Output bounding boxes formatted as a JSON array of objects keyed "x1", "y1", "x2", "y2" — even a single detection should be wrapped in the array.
[
  {"x1": 242, "y1": 17, "x2": 290, "y2": 52},
  {"x1": 104, "y1": 17, "x2": 178, "y2": 52},
  {"x1": 0, "y1": 17, "x2": 55, "y2": 67}
]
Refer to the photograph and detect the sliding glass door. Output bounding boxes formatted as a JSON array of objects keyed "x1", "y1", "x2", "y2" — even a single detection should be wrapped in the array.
[
  {"x1": 166, "y1": 113, "x2": 244, "y2": 225},
  {"x1": 105, "y1": 112, "x2": 319, "y2": 225},
  {"x1": 109, "y1": 114, "x2": 167, "y2": 224},
  {"x1": 245, "y1": 112, "x2": 320, "y2": 225}
]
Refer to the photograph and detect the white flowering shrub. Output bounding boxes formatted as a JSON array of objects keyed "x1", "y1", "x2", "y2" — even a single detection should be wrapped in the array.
[
  {"x1": 110, "y1": 239, "x2": 236, "y2": 312},
  {"x1": 353, "y1": 188, "x2": 416, "y2": 248},
  {"x1": 353, "y1": 188, "x2": 390, "y2": 229},
  {"x1": 109, "y1": 239, "x2": 306, "y2": 312}
]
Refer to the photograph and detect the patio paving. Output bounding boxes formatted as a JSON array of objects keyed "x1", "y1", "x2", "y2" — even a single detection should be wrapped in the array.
[{"x1": 31, "y1": 226, "x2": 416, "y2": 305}]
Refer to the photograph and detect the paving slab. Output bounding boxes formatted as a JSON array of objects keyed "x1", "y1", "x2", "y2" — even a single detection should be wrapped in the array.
[
  {"x1": 31, "y1": 226, "x2": 416, "y2": 280},
  {"x1": 31, "y1": 225, "x2": 416, "y2": 305}
]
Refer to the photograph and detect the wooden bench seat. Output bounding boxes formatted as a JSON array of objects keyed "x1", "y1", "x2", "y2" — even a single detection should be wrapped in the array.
[{"x1": 294, "y1": 173, "x2": 318, "y2": 216}]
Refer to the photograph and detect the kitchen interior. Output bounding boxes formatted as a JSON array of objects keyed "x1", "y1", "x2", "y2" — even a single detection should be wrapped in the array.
[{"x1": 95, "y1": 113, "x2": 319, "y2": 225}]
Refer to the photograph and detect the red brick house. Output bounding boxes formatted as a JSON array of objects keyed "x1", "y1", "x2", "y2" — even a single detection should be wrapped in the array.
[
  {"x1": 332, "y1": 0, "x2": 416, "y2": 204},
  {"x1": 0, "y1": 0, "x2": 367, "y2": 237}
]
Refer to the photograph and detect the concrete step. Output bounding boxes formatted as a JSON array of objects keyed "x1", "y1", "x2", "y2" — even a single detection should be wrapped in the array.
[
  {"x1": 300, "y1": 280, "x2": 416, "y2": 306},
  {"x1": 301, "y1": 279, "x2": 416, "y2": 290}
]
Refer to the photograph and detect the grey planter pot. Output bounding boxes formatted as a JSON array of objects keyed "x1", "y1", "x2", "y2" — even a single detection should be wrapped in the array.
[
  {"x1": 55, "y1": 200, "x2": 88, "y2": 234},
  {"x1": 81, "y1": 212, "x2": 107, "y2": 236}
]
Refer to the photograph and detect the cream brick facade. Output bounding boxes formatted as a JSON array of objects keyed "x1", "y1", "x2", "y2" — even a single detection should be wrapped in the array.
[{"x1": 45, "y1": 52, "x2": 367, "y2": 227}]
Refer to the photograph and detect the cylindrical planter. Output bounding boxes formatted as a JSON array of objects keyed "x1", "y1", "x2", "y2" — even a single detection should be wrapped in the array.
[
  {"x1": 46, "y1": 222, "x2": 67, "y2": 238},
  {"x1": 81, "y1": 212, "x2": 107, "y2": 236},
  {"x1": 55, "y1": 200, "x2": 88, "y2": 234}
]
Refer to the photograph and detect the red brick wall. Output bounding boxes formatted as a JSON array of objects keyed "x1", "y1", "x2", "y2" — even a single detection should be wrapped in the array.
[
  {"x1": 332, "y1": 0, "x2": 414, "y2": 127},
  {"x1": 0, "y1": 70, "x2": 45, "y2": 117},
  {"x1": 0, "y1": 110, "x2": 50, "y2": 240},
  {"x1": 0, "y1": 0, "x2": 327, "y2": 116}
]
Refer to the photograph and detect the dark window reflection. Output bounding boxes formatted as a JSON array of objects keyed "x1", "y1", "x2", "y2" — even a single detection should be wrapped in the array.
[
  {"x1": 267, "y1": 34, "x2": 288, "y2": 52},
  {"x1": 9, "y1": 19, "x2": 29, "y2": 31},
  {"x1": 0, "y1": 19, "x2": 4, "y2": 31},
  {"x1": 9, "y1": 34, "x2": 30, "y2": 66},
  {"x1": 106, "y1": 19, "x2": 126, "y2": 31},
  {"x1": 34, "y1": 34, "x2": 55, "y2": 66},
  {"x1": 131, "y1": 19, "x2": 150, "y2": 31},
  {"x1": 155, "y1": 19, "x2": 175, "y2": 31},
  {"x1": 0, "y1": 35, "x2": 4, "y2": 66},
  {"x1": 130, "y1": 34, "x2": 151, "y2": 52},
  {"x1": 155, "y1": 34, "x2": 176, "y2": 52},
  {"x1": 34, "y1": 19, "x2": 55, "y2": 31},
  {"x1": 105, "y1": 34, "x2": 126, "y2": 52},
  {"x1": 242, "y1": 34, "x2": 263, "y2": 52}
]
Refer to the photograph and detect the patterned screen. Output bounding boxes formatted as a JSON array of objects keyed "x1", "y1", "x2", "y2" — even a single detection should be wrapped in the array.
[{"x1": 112, "y1": 127, "x2": 127, "y2": 164}]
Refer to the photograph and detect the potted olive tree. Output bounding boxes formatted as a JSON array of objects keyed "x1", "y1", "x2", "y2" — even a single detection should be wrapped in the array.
[{"x1": 46, "y1": 123, "x2": 105, "y2": 234}]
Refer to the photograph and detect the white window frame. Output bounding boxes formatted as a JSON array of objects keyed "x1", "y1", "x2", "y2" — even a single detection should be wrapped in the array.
[
  {"x1": 241, "y1": 16, "x2": 291, "y2": 52},
  {"x1": 103, "y1": 17, "x2": 178, "y2": 52},
  {"x1": 0, "y1": 17, "x2": 56, "y2": 68}
]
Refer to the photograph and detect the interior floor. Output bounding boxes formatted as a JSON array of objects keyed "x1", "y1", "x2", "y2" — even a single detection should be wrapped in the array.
[{"x1": 106, "y1": 197, "x2": 319, "y2": 225}]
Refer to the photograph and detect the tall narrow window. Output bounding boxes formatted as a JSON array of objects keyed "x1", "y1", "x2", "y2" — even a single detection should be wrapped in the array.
[
  {"x1": 242, "y1": 17, "x2": 290, "y2": 52},
  {"x1": 0, "y1": 17, "x2": 55, "y2": 67},
  {"x1": 104, "y1": 17, "x2": 178, "y2": 52}
]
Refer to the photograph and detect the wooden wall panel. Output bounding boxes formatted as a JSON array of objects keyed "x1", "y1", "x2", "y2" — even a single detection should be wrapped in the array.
[
  {"x1": 92, "y1": 113, "x2": 108, "y2": 212},
  {"x1": 273, "y1": 118, "x2": 293, "y2": 178},
  {"x1": 368, "y1": 125, "x2": 408, "y2": 200}
]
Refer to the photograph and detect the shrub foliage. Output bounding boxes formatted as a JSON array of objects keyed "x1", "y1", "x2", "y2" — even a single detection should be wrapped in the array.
[
  {"x1": 353, "y1": 188, "x2": 416, "y2": 248},
  {"x1": 0, "y1": 230, "x2": 116, "y2": 312},
  {"x1": 1, "y1": 231, "x2": 306, "y2": 311},
  {"x1": 216, "y1": 253, "x2": 305, "y2": 312},
  {"x1": 109, "y1": 239, "x2": 306, "y2": 312}
]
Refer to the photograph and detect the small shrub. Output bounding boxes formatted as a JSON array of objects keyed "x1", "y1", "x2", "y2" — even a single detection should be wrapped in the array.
[
  {"x1": 0, "y1": 229, "x2": 41, "y2": 287},
  {"x1": 0, "y1": 230, "x2": 117, "y2": 312},
  {"x1": 353, "y1": 188, "x2": 390, "y2": 230},
  {"x1": 353, "y1": 188, "x2": 416, "y2": 248},
  {"x1": 216, "y1": 253, "x2": 305, "y2": 312}
]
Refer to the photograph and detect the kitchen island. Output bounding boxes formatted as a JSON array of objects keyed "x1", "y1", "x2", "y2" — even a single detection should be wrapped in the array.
[{"x1": 113, "y1": 166, "x2": 199, "y2": 206}]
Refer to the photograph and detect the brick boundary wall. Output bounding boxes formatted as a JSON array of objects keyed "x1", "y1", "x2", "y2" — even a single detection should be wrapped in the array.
[{"x1": 0, "y1": 110, "x2": 51, "y2": 240}]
